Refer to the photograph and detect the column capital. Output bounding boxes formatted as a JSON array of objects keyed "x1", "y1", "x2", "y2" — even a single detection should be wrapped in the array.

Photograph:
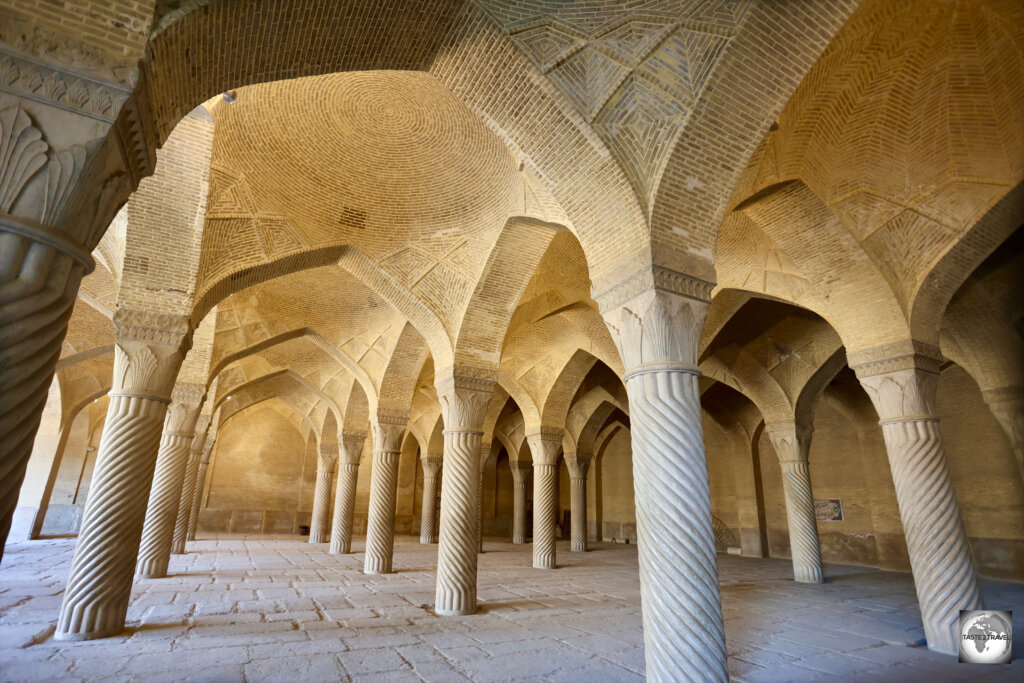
[
  {"x1": 564, "y1": 451, "x2": 592, "y2": 478},
  {"x1": 437, "y1": 374, "x2": 493, "y2": 433},
  {"x1": 764, "y1": 421, "x2": 813, "y2": 464},
  {"x1": 340, "y1": 432, "x2": 366, "y2": 464},
  {"x1": 164, "y1": 382, "x2": 205, "y2": 434},
  {"x1": 527, "y1": 429, "x2": 562, "y2": 466},
  {"x1": 317, "y1": 443, "x2": 339, "y2": 472},
  {"x1": 200, "y1": 438, "x2": 216, "y2": 464},
  {"x1": 371, "y1": 414, "x2": 406, "y2": 454},
  {"x1": 509, "y1": 460, "x2": 531, "y2": 482},
  {"x1": 595, "y1": 266, "x2": 710, "y2": 376},
  {"x1": 422, "y1": 454, "x2": 444, "y2": 470},
  {"x1": 111, "y1": 309, "x2": 192, "y2": 401}
]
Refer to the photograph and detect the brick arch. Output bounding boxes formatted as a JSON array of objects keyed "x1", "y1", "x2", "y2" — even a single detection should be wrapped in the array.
[
  {"x1": 213, "y1": 368, "x2": 342, "y2": 435},
  {"x1": 650, "y1": 1, "x2": 858, "y2": 282},
  {"x1": 451, "y1": 216, "x2": 563, "y2": 375},
  {"x1": 207, "y1": 327, "x2": 377, "y2": 414},
  {"x1": 376, "y1": 322, "x2": 430, "y2": 419},
  {"x1": 539, "y1": 348, "x2": 599, "y2": 433},
  {"x1": 342, "y1": 381, "x2": 370, "y2": 436},
  {"x1": 911, "y1": 181, "x2": 1024, "y2": 347},
  {"x1": 141, "y1": 1, "x2": 648, "y2": 284}
]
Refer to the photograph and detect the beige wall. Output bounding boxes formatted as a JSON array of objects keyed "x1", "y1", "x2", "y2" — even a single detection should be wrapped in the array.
[{"x1": 705, "y1": 364, "x2": 1024, "y2": 581}]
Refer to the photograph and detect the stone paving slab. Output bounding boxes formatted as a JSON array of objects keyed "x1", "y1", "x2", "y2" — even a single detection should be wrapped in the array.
[{"x1": 1, "y1": 535, "x2": 1022, "y2": 682}]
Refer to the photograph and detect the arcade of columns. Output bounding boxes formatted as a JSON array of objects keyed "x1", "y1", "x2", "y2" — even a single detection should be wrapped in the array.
[{"x1": 3, "y1": 1, "x2": 1023, "y2": 681}]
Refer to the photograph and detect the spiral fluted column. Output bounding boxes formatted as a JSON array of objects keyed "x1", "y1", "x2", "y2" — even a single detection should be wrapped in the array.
[
  {"x1": 477, "y1": 447, "x2": 488, "y2": 552},
  {"x1": 187, "y1": 438, "x2": 215, "y2": 542},
  {"x1": 420, "y1": 455, "x2": 442, "y2": 544},
  {"x1": 364, "y1": 418, "x2": 405, "y2": 574},
  {"x1": 434, "y1": 375, "x2": 491, "y2": 616},
  {"x1": 137, "y1": 384, "x2": 204, "y2": 578},
  {"x1": 510, "y1": 462, "x2": 529, "y2": 544},
  {"x1": 310, "y1": 444, "x2": 337, "y2": 543},
  {"x1": 56, "y1": 311, "x2": 190, "y2": 640},
  {"x1": 173, "y1": 421, "x2": 209, "y2": 554},
  {"x1": 855, "y1": 354, "x2": 983, "y2": 655},
  {"x1": 330, "y1": 433, "x2": 364, "y2": 555},
  {"x1": 565, "y1": 453, "x2": 591, "y2": 553},
  {"x1": 171, "y1": 446, "x2": 202, "y2": 555},
  {"x1": 0, "y1": 226, "x2": 91, "y2": 561},
  {"x1": 528, "y1": 431, "x2": 561, "y2": 570},
  {"x1": 766, "y1": 422, "x2": 823, "y2": 583},
  {"x1": 599, "y1": 273, "x2": 727, "y2": 682}
]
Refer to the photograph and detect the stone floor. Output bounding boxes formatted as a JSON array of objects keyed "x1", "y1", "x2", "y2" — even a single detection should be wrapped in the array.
[{"x1": 1, "y1": 535, "x2": 1021, "y2": 682}]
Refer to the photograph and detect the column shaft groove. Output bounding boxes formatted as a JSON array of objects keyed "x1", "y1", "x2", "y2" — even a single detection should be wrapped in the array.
[
  {"x1": 137, "y1": 431, "x2": 193, "y2": 577},
  {"x1": 330, "y1": 463, "x2": 360, "y2": 554},
  {"x1": 435, "y1": 430, "x2": 480, "y2": 615},
  {"x1": 532, "y1": 463, "x2": 557, "y2": 569},
  {"x1": 364, "y1": 451, "x2": 400, "y2": 574}
]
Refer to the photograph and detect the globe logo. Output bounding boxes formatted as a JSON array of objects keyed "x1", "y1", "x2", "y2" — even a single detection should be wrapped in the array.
[{"x1": 959, "y1": 610, "x2": 1012, "y2": 664}]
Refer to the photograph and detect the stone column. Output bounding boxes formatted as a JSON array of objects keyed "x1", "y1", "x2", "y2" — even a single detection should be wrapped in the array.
[
  {"x1": 983, "y1": 387, "x2": 1024, "y2": 486},
  {"x1": 364, "y1": 416, "x2": 405, "y2": 574},
  {"x1": 171, "y1": 422, "x2": 208, "y2": 555},
  {"x1": 419, "y1": 455, "x2": 442, "y2": 544},
  {"x1": 510, "y1": 461, "x2": 529, "y2": 544},
  {"x1": 765, "y1": 422, "x2": 824, "y2": 583},
  {"x1": 310, "y1": 443, "x2": 337, "y2": 543},
  {"x1": 853, "y1": 347, "x2": 983, "y2": 654},
  {"x1": 136, "y1": 383, "x2": 205, "y2": 578},
  {"x1": 434, "y1": 374, "x2": 492, "y2": 616},
  {"x1": 187, "y1": 437, "x2": 215, "y2": 542},
  {"x1": 330, "y1": 433, "x2": 365, "y2": 555},
  {"x1": 597, "y1": 267, "x2": 727, "y2": 682},
  {"x1": 56, "y1": 311, "x2": 190, "y2": 640},
  {"x1": 0, "y1": 86, "x2": 147, "y2": 559},
  {"x1": 528, "y1": 430, "x2": 561, "y2": 570},
  {"x1": 478, "y1": 445, "x2": 490, "y2": 552},
  {"x1": 565, "y1": 452, "x2": 592, "y2": 552}
]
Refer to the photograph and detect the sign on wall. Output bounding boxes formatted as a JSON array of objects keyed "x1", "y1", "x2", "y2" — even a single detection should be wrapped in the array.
[{"x1": 814, "y1": 498, "x2": 843, "y2": 522}]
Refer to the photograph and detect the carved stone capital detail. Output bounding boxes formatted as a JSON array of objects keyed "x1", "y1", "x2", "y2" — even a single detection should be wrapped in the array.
[
  {"x1": 600, "y1": 284, "x2": 707, "y2": 375},
  {"x1": 858, "y1": 367, "x2": 940, "y2": 422},
  {"x1": 0, "y1": 47, "x2": 132, "y2": 123},
  {"x1": 164, "y1": 382, "x2": 205, "y2": 433},
  {"x1": 340, "y1": 433, "x2": 366, "y2": 464},
  {"x1": 113, "y1": 308, "x2": 191, "y2": 348},
  {"x1": 437, "y1": 379, "x2": 492, "y2": 433},
  {"x1": 422, "y1": 455, "x2": 443, "y2": 475},
  {"x1": 848, "y1": 340, "x2": 943, "y2": 378},
  {"x1": 765, "y1": 421, "x2": 813, "y2": 464},
  {"x1": 371, "y1": 416, "x2": 406, "y2": 454},
  {"x1": 527, "y1": 429, "x2": 562, "y2": 466},
  {"x1": 593, "y1": 264, "x2": 713, "y2": 314},
  {"x1": 112, "y1": 339, "x2": 183, "y2": 401},
  {"x1": 564, "y1": 451, "x2": 592, "y2": 478},
  {"x1": 317, "y1": 443, "x2": 339, "y2": 472}
]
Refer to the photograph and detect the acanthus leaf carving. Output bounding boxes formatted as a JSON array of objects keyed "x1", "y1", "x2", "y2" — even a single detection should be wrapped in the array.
[
  {"x1": 437, "y1": 376, "x2": 493, "y2": 433},
  {"x1": 371, "y1": 415, "x2": 407, "y2": 454},
  {"x1": 42, "y1": 143, "x2": 88, "y2": 224},
  {"x1": 340, "y1": 432, "x2": 366, "y2": 464},
  {"x1": 0, "y1": 105, "x2": 48, "y2": 212}
]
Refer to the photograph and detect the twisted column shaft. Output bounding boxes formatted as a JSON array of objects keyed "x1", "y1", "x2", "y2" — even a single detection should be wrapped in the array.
[
  {"x1": 171, "y1": 449, "x2": 201, "y2": 554},
  {"x1": 420, "y1": 457, "x2": 441, "y2": 544},
  {"x1": 136, "y1": 431, "x2": 193, "y2": 577},
  {"x1": 528, "y1": 432, "x2": 561, "y2": 570},
  {"x1": 434, "y1": 377, "x2": 490, "y2": 616},
  {"x1": 330, "y1": 463, "x2": 360, "y2": 553},
  {"x1": 137, "y1": 384, "x2": 203, "y2": 578},
  {"x1": 511, "y1": 465, "x2": 528, "y2": 544},
  {"x1": 56, "y1": 311, "x2": 189, "y2": 640},
  {"x1": 309, "y1": 469, "x2": 334, "y2": 543},
  {"x1": 0, "y1": 230, "x2": 87, "y2": 561},
  {"x1": 766, "y1": 424, "x2": 823, "y2": 583},
  {"x1": 855, "y1": 359, "x2": 982, "y2": 655},
  {"x1": 566, "y1": 454, "x2": 591, "y2": 552},
  {"x1": 330, "y1": 434, "x2": 364, "y2": 555},
  {"x1": 186, "y1": 455, "x2": 210, "y2": 542},
  {"x1": 435, "y1": 430, "x2": 481, "y2": 614},
  {"x1": 532, "y1": 463, "x2": 557, "y2": 568},
  {"x1": 600, "y1": 282, "x2": 726, "y2": 682},
  {"x1": 56, "y1": 395, "x2": 170, "y2": 639},
  {"x1": 364, "y1": 447, "x2": 401, "y2": 573},
  {"x1": 477, "y1": 466, "x2": 485, "y2": 552}
]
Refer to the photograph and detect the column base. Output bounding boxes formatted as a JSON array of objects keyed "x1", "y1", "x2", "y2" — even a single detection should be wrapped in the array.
[
  {"x1": 512, "y1": 537, "x2": 525, "y2": 544},
  {"x1": 571, "y1": 546, "x2": 587, "y2": 553},
  {"x1": 309, "y1": 533, "x2": 327, "y2": 543},
  {"x1": 363, "y1": 565, "x2": 392, "y2": 575},
  {"x1": 533, "y1": 562, "x2": 556, "y2": 570},
  {"x1": 435, "y1": 606, "x2": 477, "y2": 617},
  {"x1": 54, "y1": 626, "x2": 123, "y2": 642}
]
